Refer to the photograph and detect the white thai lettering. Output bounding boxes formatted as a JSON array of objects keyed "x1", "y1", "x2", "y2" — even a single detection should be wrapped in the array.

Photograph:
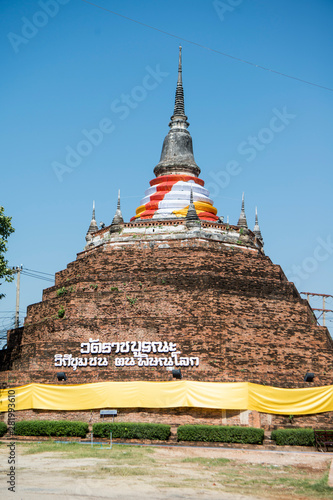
[
  {"x1": 54, "y1": 354, "x2": 63, "y2": 367},
  {"x1": 89, "y1": 357, "x2": 97, "y2": 366},
  {"x1": 101, "y1": 342, "x2": 112, "y2": 354},
  {"x1": 90, "y1": 339, "x2": 102, "y2": 354},
  {"x1": 54, "y1": 339, "x2": 200, "y2": 370},
  {"x1": 98, "y1": 357, "x2": 108, "y2": 367},
  {"x1": 80, "y1": 342, "x2": 90, "y2": 354}
]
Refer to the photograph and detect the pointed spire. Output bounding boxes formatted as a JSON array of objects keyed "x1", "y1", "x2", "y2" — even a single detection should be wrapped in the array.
[
  {"x1": 117, "y1": 190, "x2": 121, "y2": 211},
  {"x1": 172, "y1": 46, "x2": 186, "y2": 118},
  {"x1": 154, "y1": 47, "x2": 200, "y2": 178},
  {"x1": 177, "y1": 45, "x2": 182, "y2": 84},
  {"x1": 86, "y1": 201, "x2": 98, "y2": 241},
  {"x1": 253, "y1": 206, "x2": 263, "y2": 243},
  {"x1": 110, "y1": 190, "x2": 124, "y2": 233},
  {"x1": 186, "y1": 187, "x2": 200, "y2": 228},
  {"x1": 237, "y1": 193, "x2": 248, "y2": 228}
]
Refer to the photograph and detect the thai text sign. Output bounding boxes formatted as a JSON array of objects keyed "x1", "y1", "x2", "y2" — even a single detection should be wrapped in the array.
[{"x1": 54, "y1": 339, "x2": 200, "y2": 371}]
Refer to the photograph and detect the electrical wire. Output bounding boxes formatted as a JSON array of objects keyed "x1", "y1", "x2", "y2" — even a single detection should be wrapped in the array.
[
  {"x1": 0, "y1": 267, "x2": 53, "y2": 345},
  {"x1": 80, "y1": 0, "x2": 333, "y2": 92},
  {"x1": 21, "y1": 274, "x2": 53, "y2": 283},
  {"x1": 0, "y1": 309, "x2": 24, "y2": 314},
  {"x1": 23, "y1": 268, "x2": 54, "y2": 277},
  {"x1": 21, "y1": 270, "x2": 54, "y2": 283}
]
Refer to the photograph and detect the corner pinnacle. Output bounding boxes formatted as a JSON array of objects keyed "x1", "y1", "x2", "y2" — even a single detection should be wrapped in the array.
[{"x1": 237, "y1": 192, "x2": 248, "y2": 228}]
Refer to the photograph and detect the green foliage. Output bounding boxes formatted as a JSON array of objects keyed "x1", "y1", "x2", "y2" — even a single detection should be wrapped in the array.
[
  {"x1": 21, "y1": 442, "x2": 155, "y2": 463},
  {"x1": 14, "y1": 420, "x2": 88, "y2": 437},
  {"x1": 90, "y1": 284, "x2": 98, "y2": 290},
  {"x1": 0, "y1": 206, "x2": 15, "y2": 299},
  {"x1": 271, "y1": 428, "x2": 315, "y2": 446},
  {"x1": 0, "y1": 422, "x2": 7, "y2": 436},
  {"x1": 56, "y1": 287, "x2": 68, "y2": 297},
  {"x1": 93, "y1": 422, "x2": 171, "y2": 441},
  {"x1": 177, "y1": 425, "x2": 264, "y2": 444},
  {"x1": 182, "y1": 457, "x2": 230, "y2": 466},
  {"x1": 57, "y1": 306, "x2": 65, "y2": 319},
  {"x1": 110, "y1": 286, "x2": 119, "y2": 292},
  {"x1": 126, "y1": 296, "x2": 137, "y2": 306}
]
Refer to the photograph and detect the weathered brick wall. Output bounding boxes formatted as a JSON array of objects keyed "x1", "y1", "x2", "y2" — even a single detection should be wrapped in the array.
[{"x1": 1, "y1": 239, "x2": 332, "y2": 392}]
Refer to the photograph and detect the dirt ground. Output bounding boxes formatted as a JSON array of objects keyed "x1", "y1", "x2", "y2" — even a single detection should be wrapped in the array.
[{"x1": 1, "y1": 442, "x2": 333, "y2": 500}]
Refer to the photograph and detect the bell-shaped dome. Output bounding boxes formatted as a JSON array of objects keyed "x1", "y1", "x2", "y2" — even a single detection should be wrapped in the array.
[{"x1": 154, "y1": 128, "x2": 200, "y2": 178}]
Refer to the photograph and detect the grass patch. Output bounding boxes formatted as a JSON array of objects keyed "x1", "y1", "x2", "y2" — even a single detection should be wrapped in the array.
[
  {"x1": 214, "y1": 462, "x2": 333, "y2": 498},
  {"x1": 96, "y1": 466, "x2": 151, "y2": 477},
  {"x1": 182, "y1": 457, "x2": 230, "y2": 466},
  {"x1": 8, "y1": 442, "x2": 333, "y2": 498},
  {"x1": 21, "y1": 441, "x2": 68, "y2": 455},
  {"x1": 289, "y1": 472, "x2": 333, "y2": 496},
  {"x1": 157, "y1": 479, "x2": 204, "y2": 489},
  {"x1": 21, "y1": 442, "x2": 155, "y2": 463}
]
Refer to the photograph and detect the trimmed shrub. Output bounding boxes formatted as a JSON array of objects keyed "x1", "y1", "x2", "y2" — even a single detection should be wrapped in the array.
[
  {"x1": 271, "y1": 428, "x2": 315, "y2": 446},
  {"x1": 93, "y1": 422, "x2": 171, "y2": 441},
  {"x1": 0, "y1": 422, "x2": 7, "y2": 437},
  {"x1": 177, "y1": 425, "x2": 264, "y2": 444},
  {"x1": 14, "y1": 420, "x2": 88, "y2": 438}
]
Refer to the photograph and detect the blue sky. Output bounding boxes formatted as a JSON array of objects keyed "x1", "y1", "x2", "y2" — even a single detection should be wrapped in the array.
[{"x1": 1, "y1": 0, "x2": 333, "y2": 341}]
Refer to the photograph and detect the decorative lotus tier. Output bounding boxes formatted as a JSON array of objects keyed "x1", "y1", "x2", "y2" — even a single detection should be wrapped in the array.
[{"x1": 131, "y1": 174, "x2": 218, "y2": 221}]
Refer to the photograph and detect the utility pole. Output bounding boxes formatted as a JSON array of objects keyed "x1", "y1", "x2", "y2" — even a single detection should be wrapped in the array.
[
  {"x1": 14, "y1": 266, "x2": 22, "y2": 329},
  {"x1": 301, "y1": 292, "x2": 333, "y2": 327},
  {"x1": 323, "y1": 295, "x2": 326, "y2": 326}
]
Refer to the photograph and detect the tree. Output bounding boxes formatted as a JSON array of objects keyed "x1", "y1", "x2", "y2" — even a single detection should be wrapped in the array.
[{"x1": 0, "y1": 206, "x2": 15, "y2": 299}]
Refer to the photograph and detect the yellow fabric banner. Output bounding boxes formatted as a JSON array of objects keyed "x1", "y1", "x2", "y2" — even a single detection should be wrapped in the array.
[{"x1": 1, "y1": 381, "x2": 333, "y2": 415}]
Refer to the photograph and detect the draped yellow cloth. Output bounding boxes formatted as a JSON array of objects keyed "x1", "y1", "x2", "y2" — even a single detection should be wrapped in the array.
[{"x1": 2, "y1": 381, "x2": 333, "y2": 415}]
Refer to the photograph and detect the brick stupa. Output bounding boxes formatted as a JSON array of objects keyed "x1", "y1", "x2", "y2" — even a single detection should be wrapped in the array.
[{"x1": 1, "y1": 48, "x2": 333, "y2": 428}]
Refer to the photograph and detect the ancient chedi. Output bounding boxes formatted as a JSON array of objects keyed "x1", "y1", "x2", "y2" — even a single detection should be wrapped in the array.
[{"x1": 1, "y1": 47, "x2": 333, "y2": 402}]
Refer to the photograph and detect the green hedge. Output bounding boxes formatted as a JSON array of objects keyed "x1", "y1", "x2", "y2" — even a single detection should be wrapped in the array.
[
  {"x1": 14, "y1": 420, "x2": 88, "y2": 438},
  {"x1": 271, "y1": 428, "x2": 315, "y2": 446},
  {"x1": 93, "y1": 422, "x2": 171, "y2": 441},
  {"x1": 177, "y1": 425, "x2": 264, "y2": 444},
  {"x1": 0, "y1": 422, "x2": 7, "y2": 437}
]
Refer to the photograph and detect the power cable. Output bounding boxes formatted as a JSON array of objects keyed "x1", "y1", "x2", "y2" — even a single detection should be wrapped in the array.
[
  {"x1": 80, "y1": 0, "x2": 333, "y2": 92},
  {"x1": 21, "y1": 270, "x2": 54, "y2": 283},
  {"x1": 23, "y1": 268, "x2": 54, "y2": 277},
  {"x1": 21, "y1": 274, "x2": 53, "y2": 283},
  {"x1": 0, "y1": 309, "x2": 24, "y2": 314}
]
